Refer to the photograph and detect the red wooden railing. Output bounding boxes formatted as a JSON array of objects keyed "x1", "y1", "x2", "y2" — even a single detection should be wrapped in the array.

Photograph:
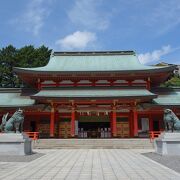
[
  {"x1": 25, "y1": 132, "x2": 39, "y2": 140},
  {"x1": 149, "y1": 131, "x2": 161, "y2": 142}
]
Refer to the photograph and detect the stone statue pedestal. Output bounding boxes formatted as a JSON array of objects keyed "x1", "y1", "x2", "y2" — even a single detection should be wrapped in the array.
[
  {"x1": 0, "y1": 133, "x2": 32, "y2": 155},
  {"x1": 154, "y1": 132, "x2": 180, "y2": 155}
]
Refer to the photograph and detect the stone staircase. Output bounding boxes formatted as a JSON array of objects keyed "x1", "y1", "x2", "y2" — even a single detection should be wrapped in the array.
[{"x1": 33, "y1": 139, "x2": 154, "y2": 149}]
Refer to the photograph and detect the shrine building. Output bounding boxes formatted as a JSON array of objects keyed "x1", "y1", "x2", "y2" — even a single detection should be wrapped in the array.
[{"x1": 0, "y1": 51, "x2": 180, "y2": 138}]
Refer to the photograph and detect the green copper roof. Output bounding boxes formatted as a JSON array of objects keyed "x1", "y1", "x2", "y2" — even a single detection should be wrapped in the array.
[
  {"x1": 153, "y1": 89, "x2": 180, "y2": 106},
  {"x1": 31, "y1": 88, "x2": 157, "y2": 99},
  {"x1": 14, "y1": 51, "x2": 176, "y2": 73},
  {"x1": 0, "y1": 91, "x2": 35, "y2": 107}
]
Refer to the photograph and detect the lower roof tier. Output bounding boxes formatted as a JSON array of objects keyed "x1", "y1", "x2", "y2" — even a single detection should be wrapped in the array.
[
  {"x1": 0, "y1": 89, "x2": 35, "y2": 107},
  {"x1": 0, "y1": 88, "x2": 180, "y2": 108},
  {"x1": 31, "y1": 88, "x2": 157, "y2": 102},
  {"x1": 152, "y1": 88, "x2": 180, "y2": 106}
]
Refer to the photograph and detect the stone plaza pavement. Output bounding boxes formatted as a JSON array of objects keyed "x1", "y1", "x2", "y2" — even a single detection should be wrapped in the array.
[{"x1": 0, "y1": 149, "x2": 180, "y2": 180}]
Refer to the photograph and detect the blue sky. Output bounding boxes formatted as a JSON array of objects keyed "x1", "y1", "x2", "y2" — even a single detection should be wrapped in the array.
[{"x1": 0, "y1": 0, "x2": 180, "y2": 64}]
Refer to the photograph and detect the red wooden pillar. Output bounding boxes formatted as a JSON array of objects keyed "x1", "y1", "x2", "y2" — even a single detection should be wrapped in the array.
[
  {"x1": 37, "y1": 78, "x2": 41, "y2": 90},
  {"x1": 50, "y1": 104, "x2": 55, "y2": 137},
  {"x1": 73, "y1": 81, "x2": 78, "y2": 87},
  {"x1": 112, "y1": 106, "x2": 117, "y2": 137},
  {"x1": 109, "y1": 80, "x2": 114, "y2": 86},
  {"x1": 71, "y1": 108, "x2": 75, "y2": 137},
  {"x1": 91, "y1": 80, "x2": 96, "y2": 87},
  {"x1": 55, "y1": 81, "x2": 59, "y2": 87},
  {"x1": 133, "y1": 108, "x2": 138, "y2": 137},
  {"x1": 146, "y1": 77, "x2": 151, "y2": 90},
  {"x1": 128, "y1": 80, "x2": 132, "y2": 86}
]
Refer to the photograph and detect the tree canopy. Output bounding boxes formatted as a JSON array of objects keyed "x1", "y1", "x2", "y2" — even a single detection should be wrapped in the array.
[
  {"x1": 161, "y1": 76, "x2": 180, "y2": 87},
  {"x1": 0, "y1": 45, "x2": 52, "y2": 88}
]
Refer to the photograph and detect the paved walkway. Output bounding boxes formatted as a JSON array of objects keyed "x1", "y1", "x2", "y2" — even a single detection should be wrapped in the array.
[{"x1": 0, "y1": 149, "x2": 180, "y2": 180}]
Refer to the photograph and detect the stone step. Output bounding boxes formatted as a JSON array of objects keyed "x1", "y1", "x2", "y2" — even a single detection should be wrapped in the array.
[
  {"x1": 35, "y1": 146, "x2": 153, "y2": 149},
  {"x1": 35, "y1": 143, "x2": 152, "y2": 146},
  {"x1": 33, "y1": 138, "x2": 153, "y2": 149}
]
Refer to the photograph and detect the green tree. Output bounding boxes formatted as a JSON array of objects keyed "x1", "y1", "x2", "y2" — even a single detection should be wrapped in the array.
[
  {"x1": 0, "y1": 45, "x2": 18, "y2": 87},
  {"x1": 16, "y1": 45, "x2": 51, "y2": 68},
  {"x1": 161, "y1": 76, "x2": 180, "y2": 87},
  {"x1": 0, "y1": 45, "x2": 52, "y2": 88}
]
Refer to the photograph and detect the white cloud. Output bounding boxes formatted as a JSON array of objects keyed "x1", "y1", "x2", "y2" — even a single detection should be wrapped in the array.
[
  {"x1": 68, "y1": 0, "x2": 110, "y2": 30},
  {"x1": 12, "y1": 0, "x2": 53, "y2": 36},
  {"x1": 56, "y1": 31, "x2": 97, "y2": 50},
  {"x1": 138, "y1": 45, "x2": 173, "y2": 64}
]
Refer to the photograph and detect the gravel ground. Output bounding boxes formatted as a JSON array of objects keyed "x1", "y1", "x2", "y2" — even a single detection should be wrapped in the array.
[
  {"x1": 143, "y1": 152, "x2": 180, "y2": 173},
  {"x1": 0, "y1": 152, "x2": 44, "y2": 162}
]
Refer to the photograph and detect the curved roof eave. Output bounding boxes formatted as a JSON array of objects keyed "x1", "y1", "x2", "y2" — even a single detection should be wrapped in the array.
[
  {"x1": 13, "y1": 65, "x2": 176, "y2": 75},
  {"x1": 0, "y1": 104, "x2": 35, "y2": 108}
]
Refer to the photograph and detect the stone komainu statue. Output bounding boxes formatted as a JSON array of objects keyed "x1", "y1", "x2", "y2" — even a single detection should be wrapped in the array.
[
  {"x1": 164, "y1": 109, "x2": 180, "y2": 132},
  {"x1": 0, "y1": 109, "x2": 24, "y2": 133}
]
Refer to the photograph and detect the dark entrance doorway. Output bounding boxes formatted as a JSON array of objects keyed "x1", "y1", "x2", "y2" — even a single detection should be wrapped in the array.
[
  {"x1": 78, "y1": 116, "x2": 111, "y2": 138},
  {"x1": 30, "y1": 121, "x2": 36, "y2": 132},
  {"x1": 153, "y1": 120, "x2": 160, "y2": 131}
]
